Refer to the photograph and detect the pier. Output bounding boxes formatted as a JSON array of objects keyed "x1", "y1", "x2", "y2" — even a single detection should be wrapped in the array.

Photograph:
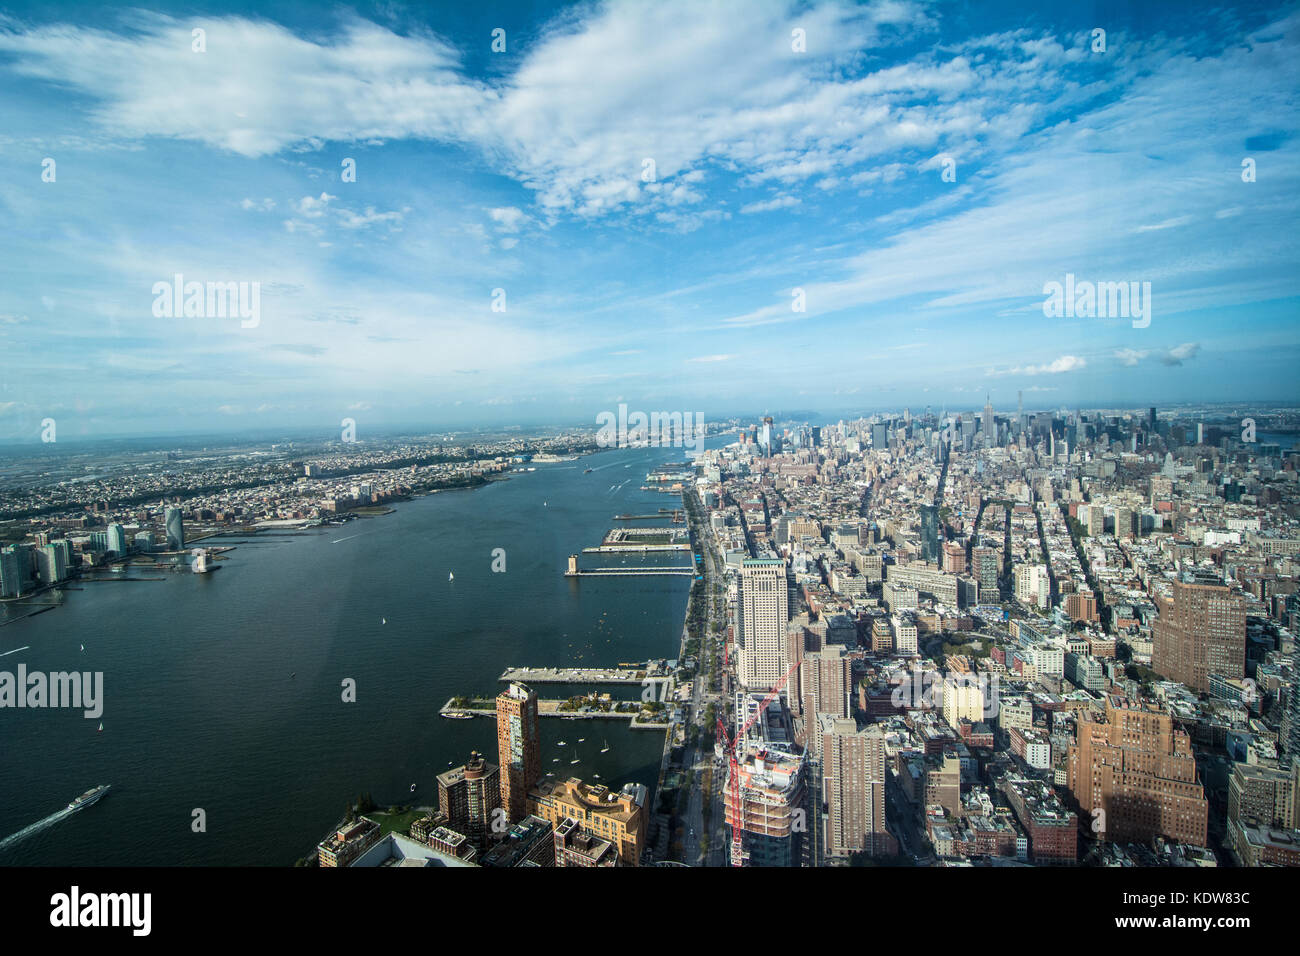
[
  {"x1": 499, "y1": 665, "x2": 672, "y2": 685},
  {"x1": 581, "y1": 545, "x2": 690, "y2": 553},
  {"x1": 613, "y1": 510, "x2": 684, "y2": 521},
  {"x1": 438, "y1": 697, "x2": 670, "y2": 729},
  {"x1": 569, "y1": 566, "x2": 694, "y2": 575}
]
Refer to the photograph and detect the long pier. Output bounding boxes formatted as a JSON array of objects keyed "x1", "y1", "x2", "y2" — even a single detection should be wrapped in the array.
[
  {"x1": 439, "y1": 698, "x2": 670, "y2": 729},
  {"x1": 500, "y1": 665, "x2": 672, "y2": 685},
  {"x1": 581, "y1": 545, "x2": 690, "y2": 553},
  {"x1": 568, "y1": 566, "x2": 694, "y2": 576}
]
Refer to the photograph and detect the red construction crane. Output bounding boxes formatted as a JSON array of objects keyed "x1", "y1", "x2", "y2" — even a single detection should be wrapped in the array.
[{"x1": 715, "y1": 658, "x2": 800, "y2": 866}]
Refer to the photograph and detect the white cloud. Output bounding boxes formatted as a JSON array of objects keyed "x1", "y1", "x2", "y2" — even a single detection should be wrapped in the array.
[
  {"x1": 740, "y1": 195, "x2": 801, "y2": 215},
  {"x1": 488, "y1": 207, "x2": 527, "y2": 233},
  {"x1": 1162, "y1": 342, "x2": 1201, "y2": 365},
  {"x1": 988, "y1": 354, "x2": 1085, "y2": 377}
]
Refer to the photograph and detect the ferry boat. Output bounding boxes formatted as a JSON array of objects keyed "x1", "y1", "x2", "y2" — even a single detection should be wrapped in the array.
[{"x1": 68, "y1": 785, "x2": 109, "y2": 811}]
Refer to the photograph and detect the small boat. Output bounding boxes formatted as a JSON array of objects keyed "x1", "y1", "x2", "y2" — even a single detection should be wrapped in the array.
[
  {"x1": 382, "y1": 618, "x2": 386, "y2": 625},
  {"x1": 557, "y1": 740, "x2": 566, "y2": 746},
  {"x1": 291, "y1": 672, "x2": 296, "y2": 679},
  {"x1": 584, "y1": 468, "x2": 593, "y2": 474},
  {"x1": 578, "y1": 738, "x2": 585, "y2": 743},
  {"x1": 601, "y1": 739, "x2": 610, "y2": 753},
  {"x1": 448, "y1": 571, "x2": 454, "y2": 582},
  {"x1": 552, "y1": 757, "x2": 560, "y2": 763},
  {"x1": 80, "y1": 644, "x2": 84, "y2": 652},
  {"x1": 569, "y1": 757, "x2": 580, "y2": 765},
  {"x1": 410, "y1": 783, "x2": 417, "y2": 793},
  {"x1": 96, "y1": 722, "x2": 103, "y2": 733}
]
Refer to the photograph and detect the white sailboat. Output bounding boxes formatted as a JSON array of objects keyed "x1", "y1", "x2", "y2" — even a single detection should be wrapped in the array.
[
  {"x1": 601, "y1": 739, "x2": 610, "y2": 753},
  {"x1": 448, "y1": 571, "x2": 454, "y2": 582}
]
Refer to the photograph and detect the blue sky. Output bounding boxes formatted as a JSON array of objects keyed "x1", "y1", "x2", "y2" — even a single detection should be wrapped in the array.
[{"x1": 0, "y1": 0, "x2": 1297, "y2": 439}]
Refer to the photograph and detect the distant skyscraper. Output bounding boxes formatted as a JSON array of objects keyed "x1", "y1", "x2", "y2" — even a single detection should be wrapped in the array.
[
  {"x1": 738, "y1": 558, "x2": 790, "y2": 690},
  {"x1": 496, "y1": 682, "x2": 540, "y2": 824},
  {"x1": 0, "y1": 547, "x2": 25, "y2": 598},
  {"x1": 870, "y1": 422, "x2": 889, "y2": 450},
  {"x1": 164, "y1": 507, "x2": 184, "y2": 551},
  {"x1": 1148, "y1": 406, "x2": 1158, "y2": 433},
  {"x1": 919, "y1": 504, "x2": 940, "y2": 565},
  {"x1": 106, "y1": 523, "x2": 127, "y2": 556},
  {"x1": 982, "y1": 395, "x2": 994, "y2": 443},
  {"x1": 758, "y1": 416, "x2": 775, "y2": 456}
]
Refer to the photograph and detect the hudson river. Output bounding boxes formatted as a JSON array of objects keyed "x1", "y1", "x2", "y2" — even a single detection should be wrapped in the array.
[{"x1": 0, "y1": 443, "x2": 690, "y2": 864}]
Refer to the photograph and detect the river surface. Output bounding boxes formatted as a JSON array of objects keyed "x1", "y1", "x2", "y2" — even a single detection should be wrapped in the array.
[{"x1": 0, "y1": 443, "x2": 691, "y2": 864}]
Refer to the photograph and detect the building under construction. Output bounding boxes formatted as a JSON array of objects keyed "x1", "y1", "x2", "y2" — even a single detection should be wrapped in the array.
[{"x1": 723, "y1": 691, "x2": 807, "y2": 867}]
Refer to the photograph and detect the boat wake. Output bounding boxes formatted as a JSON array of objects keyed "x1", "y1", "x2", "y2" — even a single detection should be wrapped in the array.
[{"x1": 0, "y1": 805, "x2": 74, "y2": 854}]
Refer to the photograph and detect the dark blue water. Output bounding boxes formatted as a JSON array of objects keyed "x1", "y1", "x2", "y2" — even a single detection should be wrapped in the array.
[{"x1": 0, "y1": 444, "x2": 690, "y2": 864}]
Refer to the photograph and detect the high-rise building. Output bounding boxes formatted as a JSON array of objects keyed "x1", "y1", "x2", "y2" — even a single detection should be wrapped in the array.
[
  {"x1": 799, "y1": 648, "x2": 851, "y2": 759},
  {"x1": 437, "y1": 751, "x2": 501, "y2": 847},
  {"x1": 164, "y1": 507, "x2": 184, "y2": 551},
  {"x1": 725, "y1": 695, "x2": 806, "y2": 867},
  {"x1": 941, "y1": 676, "x2": 985, "y2": 730},
  {"x1": 1066, "y1": 694, "x2": 1208, "y2": 846},
  {"x1": 1152, "y1": 575, "x2": 1247, "y2": 694},
  {"x1": 34, "y1": 544, "x2": 68, "y2": 584},
  {"x1": 820, "y1": 717, "x2": 887, "y2": 859},
  {"x1": 738, "y1": 558, "x2": 789, "y2": 690},
  {"x1": 972, "y1": 546, "x2": 999, "y2": 591},
  {"x1": 1014, "y1": 563, "x2": 1049, "y2": 610},
  {"x1": 870, "y1": 422, "x2": 889, "y2": 451},
  {"x1": 1227, "y1": 761, "x2": 1298, "y2": 833},
  {"x1": 941, "y1": 541, "x2": 966, "y2": 575},
  {"x1": 1087, "y1": 502, "x2": 1105, "y2": 536},
  {"x1": 982, "y1": 395, "x2": 995, "y2": 443},
  {"x1": 919, "y1": 504, "x2": 940, "y2": 565},
  {"x1": 0, "y1": 547, "x2": 26, "y2": 598},
  {"x1": 496, "y1": 682, "x2": 540, "y2": 824},
  {"x1": 527, "y1": 778, "x2": 646, "y2": 866},
  {"x1": 106, "y1": 523, "x2": 127, "y2": 556}
]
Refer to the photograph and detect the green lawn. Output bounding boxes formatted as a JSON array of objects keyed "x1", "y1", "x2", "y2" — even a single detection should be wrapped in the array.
[{"x1": 364, "y1": 808, "x2": 424, "y2": 838}]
